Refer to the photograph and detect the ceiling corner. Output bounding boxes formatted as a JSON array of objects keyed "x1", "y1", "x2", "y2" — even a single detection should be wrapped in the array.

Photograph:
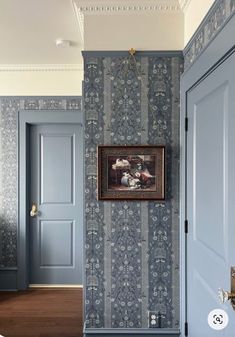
[
  {"x1": 72, "y1": 0, "x2": 84, "y2": 44},
  {"x1": 178, "y1": 0, "x2": 192, "y2": 12}
]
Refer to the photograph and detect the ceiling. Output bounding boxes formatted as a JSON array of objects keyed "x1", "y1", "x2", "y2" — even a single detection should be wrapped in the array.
[
  {"x1": 0, "y1": 0, "x2": 83, "y2": 65},
  {"x1": 0, "y1": 0, "x2": 188, "y2": 66}
]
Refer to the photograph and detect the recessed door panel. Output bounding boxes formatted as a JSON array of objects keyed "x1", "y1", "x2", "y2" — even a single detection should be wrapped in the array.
[
  {"x1": 40, "y1": 134, "x2": 74, "y2": 205},
  {"x1": 193, "y1": 84, "x2": 227, "y2": 260},
  {"x1": 40, "y1": 220, "x2": 74, "y2": 267}
]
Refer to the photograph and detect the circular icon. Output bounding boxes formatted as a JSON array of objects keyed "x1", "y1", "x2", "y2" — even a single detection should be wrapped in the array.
[{"x1": 208, "y1": 309, "x2": 229, "y2": 330}]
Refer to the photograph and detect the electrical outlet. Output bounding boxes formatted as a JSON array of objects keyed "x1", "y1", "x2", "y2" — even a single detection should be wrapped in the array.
[{"x1": 148, "y1": 311, "x2": 158, "y2": 328}]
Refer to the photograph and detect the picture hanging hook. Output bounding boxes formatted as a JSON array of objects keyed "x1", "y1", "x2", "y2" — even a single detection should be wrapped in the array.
[{"x1": 129, "y1": 48, "x2": 136, "y2": 56}]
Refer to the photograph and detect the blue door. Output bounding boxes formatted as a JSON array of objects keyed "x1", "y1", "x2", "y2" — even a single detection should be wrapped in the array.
[
  {"x1": 29, "y1": 124, "x2": 83, "y2": 285},
  {"x1": 187, "y1": 52, "x2": 235, "y2": 336}
]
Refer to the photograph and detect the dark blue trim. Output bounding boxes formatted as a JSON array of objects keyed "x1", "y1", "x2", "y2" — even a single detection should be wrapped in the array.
[
  {"x1": 0, "y1": 269, "x2": 17, "y2": 290},
  {"x1": 82, "y1": 51, "x2": 183, "y2": 58},
  {"x1": 83, "y1": 328, "x2": 180, "y2": 337}
]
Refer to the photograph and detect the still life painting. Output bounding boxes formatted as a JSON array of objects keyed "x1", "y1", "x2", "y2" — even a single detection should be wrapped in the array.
[{"x1": 98, "y1": 145, "x2": 165, "y2": 200}]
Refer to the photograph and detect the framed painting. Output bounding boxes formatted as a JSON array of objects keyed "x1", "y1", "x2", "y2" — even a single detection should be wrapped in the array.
[{"x1": 97, "y1": 145, "x2": 165, "y2": 200}]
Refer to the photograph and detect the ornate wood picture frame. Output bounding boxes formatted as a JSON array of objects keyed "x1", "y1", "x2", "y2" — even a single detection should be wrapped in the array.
[{"x1": 98, "y1": 145, "x2": 165, "y2": 200}]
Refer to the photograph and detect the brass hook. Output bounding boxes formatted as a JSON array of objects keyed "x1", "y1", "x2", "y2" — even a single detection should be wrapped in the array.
[{"x1": 129, "y1": 48, "x2": 136, "y2": 56}]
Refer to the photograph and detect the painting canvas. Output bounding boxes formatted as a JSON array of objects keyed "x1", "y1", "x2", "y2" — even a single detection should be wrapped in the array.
[{"x1": 98, "y1": 145, "x2": 165, "y2": 200}]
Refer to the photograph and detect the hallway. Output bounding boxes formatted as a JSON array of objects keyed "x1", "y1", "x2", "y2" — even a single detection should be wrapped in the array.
[{"x1": 0, "y1": 288, "x2": 83, "y2": 337}]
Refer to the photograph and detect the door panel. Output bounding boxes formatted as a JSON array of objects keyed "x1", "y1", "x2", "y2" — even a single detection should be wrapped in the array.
[
  {"x1": 29, "y1": 124, "x2": 82, "y2": 284},
  {"x1": 193, "y1": 84, "x2": 227, "y2": 260},
  {"x1": 40, "y1": 133, "x2": 74, "y2": 204},
  {"x1": 187, "y1": 52, "x2": 235, "y2": 336},
  {"x1": 39, "y1": 220, "x2": 74, "y2": 267}
]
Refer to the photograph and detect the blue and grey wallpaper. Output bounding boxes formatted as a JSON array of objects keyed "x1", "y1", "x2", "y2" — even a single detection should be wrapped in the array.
[
  {"x1": 83, "y1": 52, "x2": 183, "y2": 329},
  {"x1": 0, "y1": 97, "x2": 82, "y2": 268},
  {"x1": 184, "y1": 0, "x2": 235, "y2": 70}
]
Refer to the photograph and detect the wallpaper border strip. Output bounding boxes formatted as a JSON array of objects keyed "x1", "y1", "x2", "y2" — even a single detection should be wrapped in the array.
[{"x1": 184, "y1": 0, "x2": 235, "y2": 71}]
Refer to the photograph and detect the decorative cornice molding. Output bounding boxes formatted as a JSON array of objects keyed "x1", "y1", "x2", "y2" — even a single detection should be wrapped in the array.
[
  {"x1": 73, "y1": 0, "x2": 181, "y2": 14},
  {"x1": 178, "y1": 0, "x2": 191, "y2": 11},
  {"x1": 72, "y1": 1, "x2": 84, "y2": 43},
  {"x1": 0, "y1": 64, "x2": 83, "y2": 72},
  {"x1": 72, "y1": 0, "x2": 182, "y2": 44}
]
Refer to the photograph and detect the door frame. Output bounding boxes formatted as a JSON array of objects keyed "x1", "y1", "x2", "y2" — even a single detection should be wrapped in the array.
[
  {"x1": 18, "y1": 109, "x2": 83, "y2": 289},
  {"x1": 180, "y1": 13, "x2": 235, "y2": 335}
]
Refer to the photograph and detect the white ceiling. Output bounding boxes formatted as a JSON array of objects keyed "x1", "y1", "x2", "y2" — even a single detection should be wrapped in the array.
[
  {"x1": 0, "y1": 0, "x2": 189, "y2": 66},
  {"x1": 0, "y1": 0, "x2": 83, "y2": 65}
]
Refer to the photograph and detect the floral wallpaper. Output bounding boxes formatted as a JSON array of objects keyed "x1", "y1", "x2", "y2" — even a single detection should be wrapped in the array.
[
  {"x1": 0, "y1": 97, "x2": 82, "y2": 268},
  {"x1": 83, "y1": 53, "x2": 183, "y2": 329},
  {"x1": 184, "y1": 0, "x2": 235, "y2": 70}
]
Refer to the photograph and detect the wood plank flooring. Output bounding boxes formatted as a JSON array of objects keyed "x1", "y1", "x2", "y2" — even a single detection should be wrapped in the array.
[{"x1": 0, "y1": 288, "x2": 83, "y2": 337}]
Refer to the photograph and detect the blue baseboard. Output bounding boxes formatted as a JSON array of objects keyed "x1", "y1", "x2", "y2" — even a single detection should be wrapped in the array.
[
  {"x1": 83, "y1": 328, "x2": 180, "y2": 337},
  {"x1": 0, "y1": 268, "x2": 17, "y2": 290}
]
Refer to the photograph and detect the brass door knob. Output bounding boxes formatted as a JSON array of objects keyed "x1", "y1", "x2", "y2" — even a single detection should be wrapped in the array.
[
  {"x1": 30, "y1": 203, "x2": 38, "y2": 217},
  {"x1": 218, "y1": 288, "x2": 235, "y2": 303}
]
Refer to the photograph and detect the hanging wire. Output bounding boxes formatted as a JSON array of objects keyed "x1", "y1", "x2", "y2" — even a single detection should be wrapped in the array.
[
  {"x1": 128, "y1": 48, "x2": 157, "y2": 126},
  {"x1": 108, "y1": 48, "x2": 158, "y2": 126}
]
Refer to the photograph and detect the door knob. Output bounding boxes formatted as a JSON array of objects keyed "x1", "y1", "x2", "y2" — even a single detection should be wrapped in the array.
[
  {"x1": 218, "y1": 267, "x2": 235, "y2": 310},
  {"x1": 218, "y1": 288, "x2": 235, "y2": 303},
  {"x1": 30, "y1": 203, "x2": 38, "y2": 217}
]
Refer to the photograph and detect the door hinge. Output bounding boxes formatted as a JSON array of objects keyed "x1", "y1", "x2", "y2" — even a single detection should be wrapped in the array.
[
  {"x1": 184, "y1": 321, "x2": 188, "y2": 336},
  {"x1": 185, "y1": 117, "x2": 188, "y2": 132},
  {"x1": 184, "y1": 220, "x2": 188, "y2": 234}
]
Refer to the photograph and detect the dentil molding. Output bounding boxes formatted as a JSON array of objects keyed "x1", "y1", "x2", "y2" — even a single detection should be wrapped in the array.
[
  {"x1": 73, "y1": 0, "x2": 181, "y2": 13},
  {"x1": 73, "y1": 0, "x2": 183, "y2": 42},
  {"x1": 0, "y1": 64, "x2": 83, "y2": 72}
]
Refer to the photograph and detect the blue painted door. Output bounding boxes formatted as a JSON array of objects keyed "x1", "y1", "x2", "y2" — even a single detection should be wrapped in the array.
[
  {"x1": 29, "y1": 124, "x2": 83, "y2": 284},
  {"x1": 187, "y1": 52, "x2": 235, "y2": 336}
]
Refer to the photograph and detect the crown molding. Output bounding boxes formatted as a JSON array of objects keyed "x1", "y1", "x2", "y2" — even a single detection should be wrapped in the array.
[
  {"x1": 72, "y1": 0, "x2": 182, "y2": 43},
  {"x1": 0, "y1": 64, "x2": 83, "y2": 72},
  {"x1": 72, "y1": 1, "x2": 84, "y2": 43},
  {"x1": 73, "y1": 0, "x2": 181, "y2": 14},
  {"x1": 178, "y1": 0, "x2": 191, "y2": 11}
]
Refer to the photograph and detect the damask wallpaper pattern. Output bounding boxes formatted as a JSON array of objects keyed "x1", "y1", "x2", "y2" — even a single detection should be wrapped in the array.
[
  {"x1": 0, "y1": 97, "x2": 82, "y2": 268},
  {"x1": 84, "y1": 53, "x2": 183, "y2": 329}
]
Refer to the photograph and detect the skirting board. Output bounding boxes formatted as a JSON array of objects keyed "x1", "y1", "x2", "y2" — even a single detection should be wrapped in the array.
[
  {"x1": 83, "y1": 328, "x2": 180, "y2": 337},
  {"x1": 0, "y1": 269, "x2": 17, "y2": 290},
  {"x1": 28, "y1": 284, "x2": 83, "y2": 288}
]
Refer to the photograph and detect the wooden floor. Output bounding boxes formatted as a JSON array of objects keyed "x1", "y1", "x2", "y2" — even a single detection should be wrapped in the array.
[{"x1": 0, "y1": 288, "x2": 83, "y2": 337}]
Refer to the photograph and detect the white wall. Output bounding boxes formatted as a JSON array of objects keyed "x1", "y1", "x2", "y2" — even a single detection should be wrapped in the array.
[
  {"x1": 0, "y1": 67, "x2": 83, "y2": 96},
  {"x1": 184, "y1": 0, "x2": 215, "y2": 46},
  {"x1": 84, "y1": 12, "x2": 184, "y2": 51},
  {"x1": 0, "y1": 0, "x2": 216, "y2": 96}
]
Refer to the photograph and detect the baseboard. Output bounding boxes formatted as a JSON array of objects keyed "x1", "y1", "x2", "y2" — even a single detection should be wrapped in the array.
[
  {"x1": 0, "y1": 268, "x2": 17, "y2": 290},
  {"x1": 28, "y1": 284, "x2": 83, "y2": 288},
  {"x1": 83, "y1": 328, "x2": 180, "y2": 337}
]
